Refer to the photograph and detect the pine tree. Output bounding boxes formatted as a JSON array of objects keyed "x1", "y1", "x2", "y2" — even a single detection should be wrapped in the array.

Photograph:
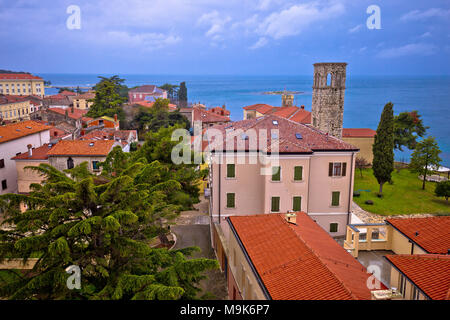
[
  {"x1": 87, "y1": 76, "x2": 127, "y2": 122},
  {"x1": 0, "y1": 153, "x2": 217, "y2": 300},
  {"x1": 372, "y1": 102, "x2": 394, "y2": 194},
  {"x1": 409, "y1": 136, "x2": 442, "y2": 190}
]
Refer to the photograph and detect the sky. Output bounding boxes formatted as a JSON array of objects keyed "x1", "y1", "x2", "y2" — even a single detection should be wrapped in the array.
[{"x1": 0, "y1": 0, "x2": 449, "y2": 75}]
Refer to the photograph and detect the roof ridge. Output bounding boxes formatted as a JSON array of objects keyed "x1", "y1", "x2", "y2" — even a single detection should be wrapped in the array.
[{"x1": 278, "y1": 215, "x2": 360, "y2": 300}]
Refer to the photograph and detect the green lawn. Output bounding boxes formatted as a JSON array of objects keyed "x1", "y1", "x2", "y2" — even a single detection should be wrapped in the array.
[{"x1": 353, "y1": 168, "x2": 450, "y2": 215}]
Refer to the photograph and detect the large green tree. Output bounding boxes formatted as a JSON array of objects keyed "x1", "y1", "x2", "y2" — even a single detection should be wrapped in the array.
[
  {"x1": 394, "y1": 110, "x2": 428, "y2": 151},
  {"x1": 87, "y1": 76, "x2": 127, "y2": 122},
  {"x1": 409, "y1": 136, "x2": 442, "y2": 190},
  {"x1": 0, "y1": 154, "x2": 217, "y2": 300},
  {"x1": 372, "y1": 102, "x2": 395, "y2": 194},
  {"x1": 159, "y1": 84, "x2": 179, "y2": 102},
  {"x1": 132, "y1": 98, "x2": 190, "y2": 135},
  {"x1": 435, "y1": 180, "x2": 450, "y2": 202}
]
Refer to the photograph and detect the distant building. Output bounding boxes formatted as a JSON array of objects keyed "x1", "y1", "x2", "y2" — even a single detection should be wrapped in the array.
[
  {"x1": 342, "y1": 128, "x2": 377, "y2": 164},
  {"x1": 85, "y1": 115, "x2": 120, "y2": 131},
  {"x1": 128, "y1": 85, "x2": 167, "y2": 103},
  {"x1": 72, "y1": 92, "x2": 95, "y2": 110},
  {"x1": 47, "y1": 140, "x2": 119, "y2": 173},
  {"x1": 0, "y1": 95, "x2": 34, "y2": 121},
  {"x1": 0, "y1": 73, "x2": 45, "y2": 97},
  {"x1": 0, "y1": 120, "x2": 51, "y2": 194},
  {"x1": 220, "y1": 212, "x2": 384, "y2": 300},
  {"x1": 80, "y1": 128, "x2": 138, "y2": 152}
]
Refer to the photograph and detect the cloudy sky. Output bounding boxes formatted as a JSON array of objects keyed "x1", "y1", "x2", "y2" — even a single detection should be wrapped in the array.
[{"x1": 0, "y1": 0, "x2": 449, "y2": 75}]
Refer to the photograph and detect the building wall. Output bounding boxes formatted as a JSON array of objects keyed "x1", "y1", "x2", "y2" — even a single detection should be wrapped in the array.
[
  {"x1": 0, "y1": 79, "x2": 44, "y2": 96},
  {"x1": 210, "y1": 152, "x2": 355, "y2": 237},
  {"x1": 0, "y1": 100, "x2": 33, "y2": 121},
  {"x1": 0, "y1": 130, "x2": 50, "y2": 195},
  {"x1": 15, "y1": 160, "x2": 49, "y2": 193},
  {"x1": 389, "y1": 268, "x2": 427, "y2": 300},
  {"x1": 227, "y1": 226, "x2": 267, "y2": 300},
  {"x1": 49, "y1": 155, "x2": 107, "y2": 173},
  {"x1": 342, "y1": 137, "x2": 374, "y2": 164},
  {"x1": 73, "y1": 98, "x2": 93, "y2": 110},
  {"x1": 390, "y1": 228, "x2": 427, "y2": 255}
]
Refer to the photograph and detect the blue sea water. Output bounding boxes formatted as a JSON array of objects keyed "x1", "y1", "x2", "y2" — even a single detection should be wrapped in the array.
[{"x1": 38, "y1": 74, "x2": 450, "y2": 167}]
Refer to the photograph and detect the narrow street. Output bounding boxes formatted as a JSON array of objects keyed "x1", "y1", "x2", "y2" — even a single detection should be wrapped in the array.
[{"x1": 172, "y1": 196, "x2": 228, "y2": 300}]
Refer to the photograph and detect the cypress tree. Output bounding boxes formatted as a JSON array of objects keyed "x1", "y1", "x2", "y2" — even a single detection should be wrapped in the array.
[
  {"x1": 178, "y1": 82, "x2": 187, "y2": 108},
  {"x1": 372, "y1": 102, "x2": 395, "y2": 194}
]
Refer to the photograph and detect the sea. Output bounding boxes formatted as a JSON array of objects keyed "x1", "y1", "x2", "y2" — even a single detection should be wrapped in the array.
[{"x1": 38, "y1": 74, "x2": 450, "y2": 167}]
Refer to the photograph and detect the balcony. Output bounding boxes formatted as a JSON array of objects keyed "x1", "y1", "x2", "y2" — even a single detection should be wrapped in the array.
[{"x1": 344, "y1": 223, "x2": 392, "y2": 258}]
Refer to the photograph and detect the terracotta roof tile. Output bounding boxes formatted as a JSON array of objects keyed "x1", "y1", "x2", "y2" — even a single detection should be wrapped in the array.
[
  {"x1": 47, "y1": 140, "x2": 115, "y2": 156},
  {"x1": 135, "y1": 100, "x2": 177, "y2": 110},
  {"x1": 48, "y1": 108, "x2": 93, "y2": 122},
  {"x1": 0, "y1": 73, "x2": 43, "y2": 80},
  {"x1": 0, "y1": 94, "x2": 31, "y2": 105},
  {"x1": 207, "y1": 115, "x2": 357, "y2": 153},
  {"x1": 228, "y1": 213, "x2": 379, "y2": 300},
  {"x1": 385, "y1": 254, "x2": 450, "y2": 300},
  {"x1": 343, "y1": 128, "x2": 376, "y2": 138},
  {"x1": 12, "y1": 143, "x2": 55, "y2": 160},
  {"x1": 0, "y1": 120, "x2": 51, "y2": 144},
  {"x1": 386, "y1": 216, "x2": 450, "y2": 254},
  {"x1": 193, "y1": 107, "x2": 230, "y2": 123},
  {"x1": 243, "y1": 104, "x2": 277, "y2": 114}
]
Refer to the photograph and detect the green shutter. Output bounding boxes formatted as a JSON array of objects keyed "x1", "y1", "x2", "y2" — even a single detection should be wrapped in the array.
[
  {"x1": 332, "y1": 192, "x2": 340, "y2": 206},
  {"x1": 330, "y1": 223, "x2": 338, "y2": 233},
  {"x1": 271, "y1": 197, "x2": 280, "y2": 212},
  {"x1": 293, "y1": 196, "x2": 302, "y2": 211},
  {"x1": 227, "y1": 193, "x2": 235, "y2": 208},
  {"x1": 227, "y1": 164, "x2": 235, "y2": 178},
  {"x1": 294, "y1": 166, "x2": 303, "y2": 181},
  {"x1": 272, "y1": 166, "x2": 281, "y2": 181},
  {"x1": 342, "y1": 163, "x2": 347, "y2": 176},
  {"x1": 329, "y1": 163, "x2": 333, "y2": 176}
]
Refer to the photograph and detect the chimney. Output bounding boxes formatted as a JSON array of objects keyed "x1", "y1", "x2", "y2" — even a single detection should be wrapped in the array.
[
  {"x1": 301, "y1": 105, "x2": 305, "y2": 109},
  {"x1": 285, "y1": 212, "x2": 297, "y2": 224},
  {"x1": 27, "y1": 144, "x2": 33, "y2": 157}
]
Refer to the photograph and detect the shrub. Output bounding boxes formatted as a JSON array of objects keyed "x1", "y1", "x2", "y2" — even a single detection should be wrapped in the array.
[
  {"x1": 376, "y1": 193, "x2": 383, "y2": 198},
  {"x1": 353, "y1": 191, "x2": 360, "y2": 197},
  {"x1": 365, "y1": 200, "x2": 374, "y2": 205},
  {"x1": 435, "y1": 180, "x2": 450, "y2": 202}
]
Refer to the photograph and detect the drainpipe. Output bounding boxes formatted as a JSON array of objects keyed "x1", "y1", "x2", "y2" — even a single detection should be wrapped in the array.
[
  {"x1": 347, "y1": 151, "x2": 355, "y2": 225},
  {"x1": 218, "y1": 153, "x2": 221, "y2": 224}
]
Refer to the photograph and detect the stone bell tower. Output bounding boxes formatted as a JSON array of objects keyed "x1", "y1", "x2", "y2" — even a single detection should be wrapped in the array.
[{"x1": 311, "y1": 62, "x2": 347, "y2": 139}]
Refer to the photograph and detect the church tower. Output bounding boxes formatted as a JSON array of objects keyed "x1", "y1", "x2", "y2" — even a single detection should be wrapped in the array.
[{"x1": 311, "y1": 62, "x2": 347, "y2": 139}]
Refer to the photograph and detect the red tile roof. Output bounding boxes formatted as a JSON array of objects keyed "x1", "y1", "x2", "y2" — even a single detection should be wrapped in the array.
[
  {"x1": 193, "y1": 107, "x2": 230, "y2": 123},
  {"x1": 12, "y1": 143, "x2": 55, "y2": 160},
  {"x1": 48, "y1": 107, "x2": 93, "y2": 122},
  {"x1": 0, "y1": 94, "x2": 31, "y2": 105},
  {"x1": 207, "y1": 115, "x2": 357, "y2": 153},
  {"x1": 47, "y1": 140, "x2": 116, "y2": 156},
  {"x1": 385, "y1": 254, "x2": 450, "y2": 300},
  {"x1": 343, "y1": 128, "x2": 376, "y2": 138},
  {"x1": 135, "y1": 100, "x2": 177, "y2": 110},
  {"x1": 271, "y1": 106, "x2": 298, "y2": 118},
  {"x1": 59, "y1": 90, "x2": 77, "y2": 96},
  {"x1": 209, "y1": 106, "x2": 231, "y2": 116},
  {"x1": 0, "y1": 120, "x2": 52, "y2": 144},
  {"x1": 50, "y1": 127, "x2": 70, "y2": 139},
  {"x1": 129, "y1": 85, "x2": 158, "y2": 93},
  {"x1": 228, "y1": 213, "x2": 379, "y2": 300},
  {"x1": 0, "y1": 73, "x2": 43, "y2": 80},
  {"x1": 288, "y1": 108, "x2": 311, "y2": 124},
  {"x1": 386, "y1": 216, "x2": 450, "y2": 254},
  {"x1": 80, "y1": 129, "x2": 137, "y2": 142},
  {"x1": 243, "y1": 103, "x2": 276, "y2": 114}
]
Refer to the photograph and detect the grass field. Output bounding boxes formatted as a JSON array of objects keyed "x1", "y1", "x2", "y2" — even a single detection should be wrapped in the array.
[{"x1": 353, "y1": 168, "x2": 450, "y2": 215}]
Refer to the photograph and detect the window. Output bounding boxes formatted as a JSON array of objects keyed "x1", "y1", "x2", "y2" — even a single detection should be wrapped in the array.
[
  {"x1": 1, "y1": 179, "x2": 7, "y2": 190},
  {"x1": 327, "y1": 73, "x2": 331, "y2": 86},
  {"x1": 226, "y1": 164, "x2": 235, "y2": 178},
  {"x1": 271, "y1": 197, "x2": 280, "y2": 212},
  {"x1": 330, "y1": 223, "x2": 338, "y2": 233},
  {"x1": 0, "y1": 159, "x2": 4, "y2": 168},
  {"x1": 67, "y1": 157, "x2": 74, "y2": 169},
  {"x1": 293, "y1": 196, "x2": 302, "y2": 211},
  {"x1": 294, "y1": 166, "x2": 303, "y2": 181},
  {"x1": 92, "y1": 161, "x2": 100, "y2": 171},
  {"x1": 271, "y1": 166, "x2": 281, "y2": 181},
  {"x1": 412, "y1": 286, "x2": 420, "y2": 300},
  {"x1": 226, "y1": 193, "x2": 235, "y2": 208},
  {"x1": 399, "y1": 274, "x2": 407, "y2": 298},
  {"x1": 331, "y1": 191, "x2": 340, "y2": 206},
  {"x1": 328, "y1": 162, "x2": 347, "y2": 177}
]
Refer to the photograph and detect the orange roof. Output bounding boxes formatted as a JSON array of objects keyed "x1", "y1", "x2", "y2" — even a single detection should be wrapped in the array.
[
  {"x1": 386, "y1": 216, "x2": 450, "y2": 254},
  {"x1": 135, "y1": 100, "x2": 177, "y2": 110},
  {"x1": 193, "y1": 107, "x2": 230, "y2": 123},
  {"x1": 59, "y1": 90, "x2": 77, "y2": 96},
  {"x1": 342, "y1": 128, "x2": 376, "y2": 138},
  {"x1": 0, "y1": 94, "x2": 31, "y2": 105},
  {"x1": 0, "y1": 120, "x2": 52, "y2": 144},
  {"x1": 47, "y1": 140, "x2": 115, "y2": 156},
  {"x1": 243, "y1": 103, "x2": 276, "y2": 114},
  {"x1": 48, "y1": 108, "x2": 93, "y2": 122},
  {"x1": 12, "y1": 143, "x2": 54, "y2": 160},
  {"x1": 385, "y1": 254, "x2": 450, "y2": 300},
  {"x1": 228, "y1": 213, "x2": 379, "y2": 300},
  {"x1": 271, "y1": 106, "x2": 298, "y2": 118},
  {"x1": 0, "y1": 73, "x2": 43, "y2": 80},
  {"x1": 288, "y1": 108, "x2": 311, "y2": 124}
]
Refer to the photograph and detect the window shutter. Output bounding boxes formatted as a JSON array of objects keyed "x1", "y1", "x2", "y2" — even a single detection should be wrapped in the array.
[
  {"x1": 227, "y1": 193, "x2": 235, "y2": 208},
  {"x1": 227, "y1": 164, "x2": 235, "y2": 178},
  {"x1": 293, "y1": 196, "x2": 302, "y2": 211},
  {"x1": 342, "y1": 162, "x2": 347, "y2": 176},
  {"x1": 328, "y1": 163, "x2": 333, "y2": 176},
  {"x1": 294, "y1": 166, "x2": 303, "y2": 181},
  {"x1": 332, "y1": 192, "x2": 340, "y2": 206},
  {"x1": 271, "y1": 197, "x2": 280, "y2": 212},
  {"x1": 272, "y1": 166, "x2": 281, "y2": 181}
]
